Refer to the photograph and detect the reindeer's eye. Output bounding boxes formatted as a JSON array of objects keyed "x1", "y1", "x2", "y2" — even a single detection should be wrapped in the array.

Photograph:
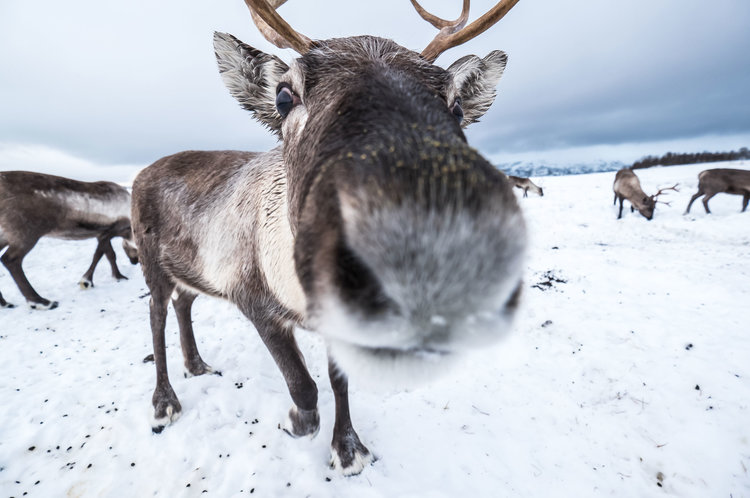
[
  {"x1": 276, "y1": 84, "x2": 299, "y2": 118},
  {"x1": 450, "y1": 98, "x2": 464, "y2": 123}
]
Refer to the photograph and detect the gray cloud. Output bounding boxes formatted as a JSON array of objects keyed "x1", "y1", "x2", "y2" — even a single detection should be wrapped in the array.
[{"x1": 1, "y1": 0, "x2": 749, "y2": 170}]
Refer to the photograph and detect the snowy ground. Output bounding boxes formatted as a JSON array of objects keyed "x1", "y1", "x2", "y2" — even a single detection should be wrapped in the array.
[{"x1": 1, "y1": 161, "x2": 749, "y2": 497}]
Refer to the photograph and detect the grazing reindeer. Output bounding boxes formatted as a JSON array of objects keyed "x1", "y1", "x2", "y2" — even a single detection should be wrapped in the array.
[
  {"x1": 0, "y1": 171, "x2": 139, "y2": 310},
  {"x1": 132, "y1": 0, "x2": 525, "y2": 475},
  {"x1": 613, "y1": 168, "x2": 678, "y2": 220},
  {"x1": 684, "y1": 168, "x2": 750, "y2": 214},
  {"x1": 508, "y1": 175, "x2": 543, "y2": 197}
]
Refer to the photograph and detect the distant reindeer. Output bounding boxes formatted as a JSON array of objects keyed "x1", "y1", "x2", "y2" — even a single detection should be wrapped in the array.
[
  {"x1": 613, "y1": 168, "x2": 677, "y2": 220},
  {"x1": 684, "y1": 168, "x2": 750, "y2": 214},
  {"x1": 508, "y1": 175, "x2": 543, "y2": 197},
  {"x1": 132, "y1": 0, "x2": 525, "y2": 475},
  {"x1": 0, "y1": 171, "x2": 138, "y2": 309}
]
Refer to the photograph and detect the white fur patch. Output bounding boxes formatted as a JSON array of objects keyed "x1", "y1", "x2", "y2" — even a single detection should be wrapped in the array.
[
  {"x1": 151, "y1": 404, "x2": 181, "y2": 430},
  {"x1": 256, "y1": 172, "x2": 307, "y2": 316},
  {"x1": 28, "y1": 300, "x2": 58, "y2": 310},
  {"x1": 41, "y1": 190, "x2": 131, "y2": 226},
  {"x1": 330, "y1": 445, "x2": 374, "y2": 476}
]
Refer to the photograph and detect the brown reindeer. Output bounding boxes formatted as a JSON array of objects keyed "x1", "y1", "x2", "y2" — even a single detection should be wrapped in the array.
[
  {"x1": 132, "y1": 0, "x2": 525, "y2": 475},
  {"x1": 0, "y1": 171, "x2": 138, "y2": 309},
  {"x1": 613, "y1": 168, "x2": 678, "y2": 220},
  {"x1": 684, "y1": 168, "x2": 750, "y2": 214},
  {"x1": 508, "y1": 175, "x2": 543, "y2": 197}
]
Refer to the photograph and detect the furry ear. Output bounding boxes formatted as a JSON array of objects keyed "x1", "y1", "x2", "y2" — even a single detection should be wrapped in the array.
[
  {"x1": 213, "y1": 32, "x2": 289, "y2": 136},
  {"x1": 447, "y1": 51, "x2": 507, "y2": 127}
]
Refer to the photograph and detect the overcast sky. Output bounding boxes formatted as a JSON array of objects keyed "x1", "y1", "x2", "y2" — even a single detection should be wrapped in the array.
[{"x1": 1, "y1": 0, "x2": 749, "y2": 181}]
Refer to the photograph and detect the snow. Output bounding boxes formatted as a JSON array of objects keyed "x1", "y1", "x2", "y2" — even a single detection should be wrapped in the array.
[{"x1": 1, "y1": 161, "x2": 749, "y2": 497}]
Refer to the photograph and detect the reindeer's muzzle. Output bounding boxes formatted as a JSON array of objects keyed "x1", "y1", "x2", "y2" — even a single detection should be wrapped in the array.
[{"x1": 298, "y1": 131, "x2": 526, "y2": 385}]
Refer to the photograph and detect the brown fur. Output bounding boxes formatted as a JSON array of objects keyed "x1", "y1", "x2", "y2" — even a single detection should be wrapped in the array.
[
  {"x1": 0, "y1": 171, "x2": 138, "y2": 309},
  {"x1": 509, "y1": 175, "x2": 543, "y2": 197},
  {"x1": 684, "y1": 168, "x2": 750, "y2": 214},
  {"x1": 613, "y1": 168, "x2": 657, "y2": 220},
  {"x1": 132, "y1": 34, "x2": 525, "y2": 475}
]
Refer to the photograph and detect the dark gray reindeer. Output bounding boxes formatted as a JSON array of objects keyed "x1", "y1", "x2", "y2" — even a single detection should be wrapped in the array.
[
  {"x1": 684, "y1": 168, "x2": 750, "y2": 214},
  {"x1": 0, "y1": 171, "x2": 138, "y2": 309},
  {"x1": 132, "y1": 0, "x2": 526, "y2": 475},
  {"x1": 613, "y1": 168, "x2": 678, "y2": 220}
]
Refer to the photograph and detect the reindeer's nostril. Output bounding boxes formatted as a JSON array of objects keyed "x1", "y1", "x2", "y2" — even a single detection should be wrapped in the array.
[
  {"x1": 504, "y1": 281, "x2": 523, "y2": 311},
  {"x1": 335, "y1": 242, "x2": 395, "y2": 316}
]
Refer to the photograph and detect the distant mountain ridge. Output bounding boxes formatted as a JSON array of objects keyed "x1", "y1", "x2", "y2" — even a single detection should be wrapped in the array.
[
  {"x1": 497, "y1": 159, "x2": 626, "y2": 178},
  {"x1": 498, "y1": 147, "x2": 749, "y2": 178}
]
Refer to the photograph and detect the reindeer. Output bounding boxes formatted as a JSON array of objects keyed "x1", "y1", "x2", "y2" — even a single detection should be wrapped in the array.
[
  {"x1": 684, "y1": 168, "x2": 750, "y2": 214},
  {"x1": 0, "y1": 171, "x2": 139, "y2": 309},
  {"x1": 131, "y1": 0, "x2": 526, "y2": 475},
  {"x1": 613, "y1": 168, "x2": 677, "y2": 220},
  {"x1": 508, "y1": 175, "x2": 543, "y2": 197}
]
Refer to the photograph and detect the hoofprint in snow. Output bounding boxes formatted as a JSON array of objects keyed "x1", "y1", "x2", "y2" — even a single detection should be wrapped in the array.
[{"x1": 1, "y1": 161, "x2": 748, "y2": 497}]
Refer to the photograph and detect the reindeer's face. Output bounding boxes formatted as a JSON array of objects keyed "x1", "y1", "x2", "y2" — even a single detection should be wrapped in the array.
[
  {"x1": 215, "y1": 34, "x2": 526, "y2": 384},
  {"x1": 640, "y1": 196, "x2": 656, "y2": 220},
  {"x1": 119, "y1": 227, "x2": 139, "y2": 264}
]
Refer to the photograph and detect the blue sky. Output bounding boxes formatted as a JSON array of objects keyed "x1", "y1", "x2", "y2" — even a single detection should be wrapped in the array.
[{"x1": 1, "y1": 0, "x2": 749, "y2": 181}]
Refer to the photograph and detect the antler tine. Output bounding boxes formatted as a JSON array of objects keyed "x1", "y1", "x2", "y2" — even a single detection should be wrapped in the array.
[
  {"x1": 654, "y1": 183, "x2": 680, "y2": 198},
  {"x1": 410, "y1": 0, "x2": 470, "y2": 31},
  {"x1": 244, "y1": 0, "x2": 313, "y2": 54},
  {"x1": 418, "y1": 0, "x2": 521, "y2": 62}
]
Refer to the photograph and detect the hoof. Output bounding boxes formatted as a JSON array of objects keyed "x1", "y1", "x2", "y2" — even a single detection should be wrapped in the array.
[
  {"x1": 143, "y1": 354, "x2": 155, "y2": 363},
  {"x1": 29, "y1": 300, "x2": 58, "y2": 310},
  {"x1": 283, "y1": 407, "x2": 320, "y2": 439},
  {"x1": 0, "y1": 301, "x2": 15, "y2": 309},
  {"x1": 78, "y1": 279, "x2": 93, "y2": 289},
  {"x1": 330, "y1": 443, "x2": 374, "y2": 476},
  {"x1": 183, "y1": 359, "x2": 219, "y2": 378},
  {"x1": 114, "y1": 274, "x2": 129, "y2": 282},
  {"x1": 152, "y1": 388, "x2": 182, "y2": 432}
]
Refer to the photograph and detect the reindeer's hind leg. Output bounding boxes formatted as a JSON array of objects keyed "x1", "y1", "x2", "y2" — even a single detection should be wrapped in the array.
[
  {"x1": 617, "y1": 196, "x2": 625, "y2": 219},
  {"x1": 702, "y1": 193, "x2": 716, "y2": 214},
  {"x1": 172, "y1": 288, "x2": 217, "y2": 377},
  {"x1": 328, "y1": 355, "x2": 373, "y2": 476},
  {"x1": 251, "y1": 313, "x2": 320, "y2": 438},
  {"x1": 741, "y1": 192, "x2": 749, "y2": 212},
  {"x1": 685, "y1": 189, "x2": 703, "y2": 214},
  {"x1": 1, "y1": 241, "x2": 57, "y2": 309}
]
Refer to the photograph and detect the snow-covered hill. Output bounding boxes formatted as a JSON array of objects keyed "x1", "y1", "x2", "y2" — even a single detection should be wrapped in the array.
[
  {"x1": 1, "y1": 161, "x2": 749, "y2": 497},
  {"x1": 498, "y1": 158, "x2": 627, "y2": 177}
]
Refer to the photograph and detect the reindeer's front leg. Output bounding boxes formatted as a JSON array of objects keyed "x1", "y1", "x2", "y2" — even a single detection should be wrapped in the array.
[
  {"x1": 79, "y1": 237, "x2": 106, "y2": 289},
  {"x1": 80, "y1": 236, "x2": 128, "y2": 289},
  {"x1": 0, "y1": 290, "x2": 13, "y2": 309},
  {"x1": 147, "y1": 274, "x2": 181, "y2": 433},
  {"x1": 252, "y1": 314, "x2": 320, "y2": 438},
  {"x1": 103, "y1": 237, "x2": 128, "y2": 281},
  {"x1": 328, "y1": 356, "x2": 373, "y2": 476},
  {"x1": 172, "y1": 289, "x2": 217, "y2": 377}
]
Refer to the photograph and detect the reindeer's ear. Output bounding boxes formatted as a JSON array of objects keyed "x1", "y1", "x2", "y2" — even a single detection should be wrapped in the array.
[
  {"x1": 447, "y1": 50, "x2": 507, "y2": 127},
  {"x1": 213, "y1": 32, "x2": 289, "y2": 136}
]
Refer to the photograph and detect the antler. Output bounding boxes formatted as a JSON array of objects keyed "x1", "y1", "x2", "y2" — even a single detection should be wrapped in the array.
[
  {"x1": 244, "y1": 0, "x2": 313, "y2": 54},
  {"x1": 653, "y1": 184, "x2": 679, "y2": 199},
  {"x1": 413, "y1": 0, "x2": 521, "y2": 62}
]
